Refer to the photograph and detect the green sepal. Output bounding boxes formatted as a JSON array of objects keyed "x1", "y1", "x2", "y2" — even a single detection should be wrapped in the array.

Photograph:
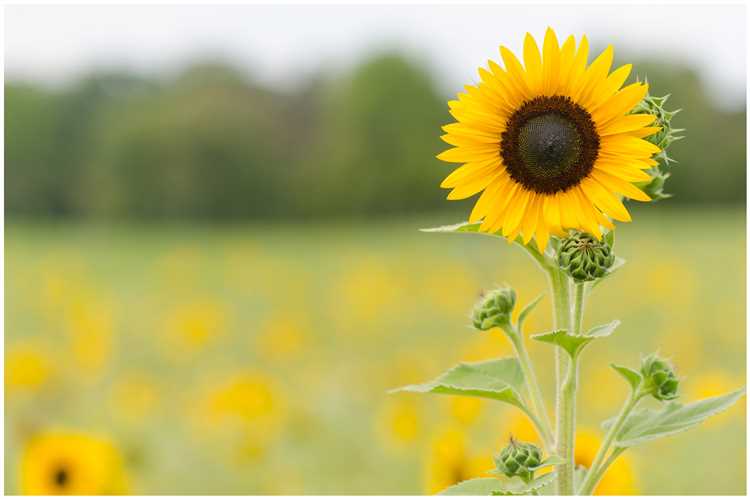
[
  {"x1": 603, "y1": 229, "x2": 615, "y2": 250},
  {"x1": 517, "y1": 294, "x2": 544, "y2": 333},
  {"x1": 610, "y1": 363, "x2": 643, "y2": 392},
  {"x1": 531, "y1": 321, "x2": 619, "y2": 358},
  {"x1": 603, "y1": 388, "x2": 746, "y2": 448},
  {"x1": 389, "y1": 357, "x2": 526, "y2": 410}
]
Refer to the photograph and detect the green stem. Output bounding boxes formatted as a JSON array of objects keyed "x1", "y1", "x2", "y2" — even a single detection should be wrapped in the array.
[
  {"x1": 572, "y1": 282, "x2": 585, "y2": 336},
  {"x1": 509, "y1": 331, "x2": 554, "y2": 450},
  {"x1": 547, "y1": 267, "x2": 572, "y2": 494},
  {"x1": 578, "y1": 394, "x2": 640, "y2": 495},
  {"x1": 557, "y1": 351, "x2": 579, "y2": 495}
]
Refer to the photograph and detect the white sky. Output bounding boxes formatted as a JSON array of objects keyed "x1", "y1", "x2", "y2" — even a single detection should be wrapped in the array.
[{"x1": 5, "y1": 3, "x2": 747, "y2": 109}]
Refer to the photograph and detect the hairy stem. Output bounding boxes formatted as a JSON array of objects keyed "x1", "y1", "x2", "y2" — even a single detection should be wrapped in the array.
[
  {"x1": 578, "y1": 394, "x2": 640, "y2": 495},
  {"x1": 557, "y1": 351, "x2": 579, "y2": 495},
  {"x1": 548, "y1": 267, "x2": 572, "y2": 494},
  {"x1": 509, "y1": 332, "x2": 554, "y2": 450}
]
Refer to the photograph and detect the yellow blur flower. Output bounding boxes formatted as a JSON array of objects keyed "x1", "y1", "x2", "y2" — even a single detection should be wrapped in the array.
[
  {"x1": 377, "y1": 398, "x2": 421, "y2": 448},
  {"x1": 438, "y1": 28, "x2": 659, "y2": 249},
  {"x1": 575, "y1": 429, "x2": 638, "y2": 495},
  {"x1": 65, "y1": 299, "x2": 113, "y2": 379},
  {"x1": 256, "y1": 315, "x2": 309, "y2": 360},
  {"x1": 424, "y1": 427, "x2": 492, "y2": 494},
  {"x1": 6, "y1": 343, "x2": 53, "y2": 396},
  {"x1": 687, "y1": 371, "x2": 745, "y2": 428},
  {"x1": 108, "y1": 372, "x2": 160, "y2": 423},
  {"x1": 448, "y1": 397, "x2": 484, "y2": 427},
  {"x1": 19, "y1": 431, "x2": 129, "y2": 495},
  {"x1": 163, "y1": 301, "x2": 226, "y2": 358}
]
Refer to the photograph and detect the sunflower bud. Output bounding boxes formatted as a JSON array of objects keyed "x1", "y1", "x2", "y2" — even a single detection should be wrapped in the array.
[
  {"x1": 495, "y1": 438, "x2": 542, "y2": 482},
  {"x1": 472, "y1": 286, "x2": 516, "y2": 331},
  {"x1": 640, "y1": 353, "x2": 679, "y2": 401},
  {"x1": 557, "y1": 231, "x2": 615, "y2": 282},
  {"x1": 631, "y1": 91, "x2": 684, "y2": 201}
]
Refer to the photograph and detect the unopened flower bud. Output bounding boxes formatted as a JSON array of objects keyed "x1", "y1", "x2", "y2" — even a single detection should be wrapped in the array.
[
  {"x1": 631, "y1": 92, "x2": 684, "y2": 201},
  {"x1": 640, "y1": 353, "x2": 679, "y2": 401},
  {"x1": 495, "y1": 438, "x2": 542, "y2": 482},
  {"x1": 472, "y1": 286, "x2": 516, "y2": 331},
  {"x1": 557, "y1": 231, "x2": 615, "y2": 282}
]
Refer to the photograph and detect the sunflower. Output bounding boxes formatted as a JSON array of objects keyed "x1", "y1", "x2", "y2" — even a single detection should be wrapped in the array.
[
  {"x1": 438, "y1": 28, "x2": 660, "y2": 250},
  {"x1": 19, "y1": 431, "x2": 129, "y2": 495}
]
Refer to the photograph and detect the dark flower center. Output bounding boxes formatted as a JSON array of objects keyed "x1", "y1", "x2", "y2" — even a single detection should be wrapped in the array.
[
  {"x1": 501, "y1": 96, "x2": 599, "y2": 194},
  {"x1": 52, "y1": 466, "x2": 69, "y2": 488}
]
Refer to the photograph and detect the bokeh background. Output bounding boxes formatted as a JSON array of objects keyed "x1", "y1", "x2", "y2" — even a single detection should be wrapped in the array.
[{"x1": 4, "y1": 3, "x2": 746, "y2": 495}]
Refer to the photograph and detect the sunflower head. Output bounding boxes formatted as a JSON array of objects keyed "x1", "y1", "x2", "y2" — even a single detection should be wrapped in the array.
[
  {"x1": 19, "y1": 431, "x2": 129, "y2": 495},
  {"x1": 438, "y1": 28, "x2": 661, "y2": 250}
]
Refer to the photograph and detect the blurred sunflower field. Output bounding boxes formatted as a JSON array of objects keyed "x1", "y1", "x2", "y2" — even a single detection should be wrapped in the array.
[{"x1": 5, "y1": 206, "x2": 745, "y2": 494}]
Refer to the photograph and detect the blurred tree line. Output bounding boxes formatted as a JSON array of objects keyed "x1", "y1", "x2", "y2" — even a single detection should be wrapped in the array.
[{"x1": 5, "y1": 53, "x2": 746, "y2": 221}]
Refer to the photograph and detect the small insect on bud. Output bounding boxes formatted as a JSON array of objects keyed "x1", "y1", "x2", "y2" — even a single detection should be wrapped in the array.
[
  {"x1": 640, "y1": 353, "x2": 679, "y2": 401},
  {"x1": 472, "y1": 286, "x2": 517, "y2": 331},
  {"x1": 494, "y1": 437, "x2": 542, "y2": 482},
  {"x1": 557, "y1": 231, "x2": 615, "y2": 282}
]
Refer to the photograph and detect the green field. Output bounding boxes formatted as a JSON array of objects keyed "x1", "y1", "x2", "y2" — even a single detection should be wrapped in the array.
[{"x1": 5, "y1": 206, "x2": 746, "y2": 494}]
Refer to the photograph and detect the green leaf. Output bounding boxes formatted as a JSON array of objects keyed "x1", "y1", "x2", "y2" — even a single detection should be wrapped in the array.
[
  {"x1": 529, "y1": 455, "x2": 565, "y2": 471},
  {"x1": 389, "y1": 358, "x2": 526, "y2": 410},
  {"x1": 531, "y1": 321, "x2": 618, "y2": 358},
  {"x1": 439, "y1": 478, "x2": 505, "y2": 495},
  {"x1": 517, "y1": 294, "x2": 544, "y2": 333},
  {"x1": 493, "y1": 474, "x2": 557, "y2": 496},
  {"x1": 608, "y1": 388, "x2": 746, "y2": 447},
  {"x1": 585, "y1": 320, "x2": 621, "y2": 338},
  {"x1": 610, "y1": 363, "x2": 643, "y2": 392},
  {"x1": 421, "y1": 221, "x2": 496, "y2": 237}
]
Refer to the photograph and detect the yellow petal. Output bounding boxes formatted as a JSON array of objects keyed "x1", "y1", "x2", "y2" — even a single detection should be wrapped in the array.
[
  {"x1": 574, "y1": 45, "x2": 613, "y2": 105},
  {"x1": 600, "y1": 135, "x2": 661, "y2": 157},
  {"x1": 580, "y1": 177, "x2": 632, "y2": 222},
  {"x1": 585, "y1": 64, "x2": 632, "y2": 111},
  {"x1": 523, "y1": 33, "x2": 543, "y2": 94},
  {"x1": 557, "y1": 35, "x2": 576, "y2": 84},
  {"x1": 440, "y1": 159, "x2": 499, "y2": 188},
  {"x1": 470, "y1": 173, "x2": 509, "y2": 222},
  {"x1": 535, "y1": 220, "x2": 550, "y2": 252},
  {"x1": 541, "y1": 27, "x2": 560, "y2": 95},
  {"x1": 437, "y1": 145, "x2": 500, "y2": 164},
  {"x1": 447, "y1": 170, "x2": 502, "y2": 200},
  {"x1": 572, "y1": 187, "x2": 603, "y2": 238},
  {"x1": 590, "y1": 170, "x2": 652, "y2": 202},
  {"x1": 482, "y1": 181, "x2": 520, "y2": 232},
  {"x1": 598, "y1": 114, "x2": 656, "y2": 136},
  {"x1": 521, "y1": 193, "x2": 540, "y2": 244},
  {"x1": 593, "y1": 161, "x2": 652, "y2": 182},
  {"x1": 592, "y1": 82, "x2": 650, "y2": 125},
  {"x1": 500, "y1": 45, "x2": 532, "y2": 100},
  {"x1": 502, "y1": 188, "x2": 531, "y2": 236},
  {"x1": 564, "y1": 35, "x2": 589, "y2": 94}
]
